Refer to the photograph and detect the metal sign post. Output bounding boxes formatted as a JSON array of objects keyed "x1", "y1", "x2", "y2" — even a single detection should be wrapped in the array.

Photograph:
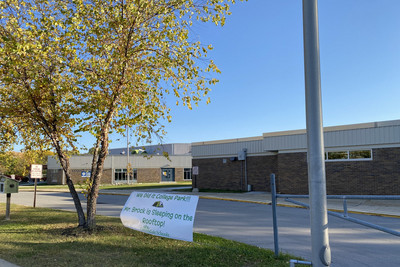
[
  {"x1": 270, "y1": 174, "x2": 279, "y2": 257},
  {"x1": 31, "y1": 164, "x2": 43, "y2": 208},
  {"x1": 302, "y1": 0, "x2": 331, "y2": 266},
  {"x1": 5, "y1": 193, "x2": 11, "y2": 220},
  {"x1": 192, "y1": 166, "x2": 199, "y2": 192},
  {"x1": 33, "y1": 178, "x2": 38, "y2": 208}
]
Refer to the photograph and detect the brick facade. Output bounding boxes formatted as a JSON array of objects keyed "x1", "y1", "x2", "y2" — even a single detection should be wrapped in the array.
[
  {"x1": 277, "y1": 152, "x2": 308, "y2": 194},
  {"x1": 68, "y1": 169, "x2": 113, "y2": 185},
  {"x1": 192, "y1": 156, "x2": 277, "y2": 191},
  {"x1": 48, "y1": 168, "x2": 183, "y2": 185},
  {"x1": 137, "y1": 168, "x2": 161, "y2": 183},
  {"x1": 192, "y1": 158, "x2": 242, "y2": 191},
  {"x1": 325, "y1": 148, "x2": 400, "y2": 195},
  {"x1": 137, "y1": 168, "x2": 186, "y2": 183},
  {"x1": 175, "y1": 168, "x2": 185, "y2": 182},
  {"x1": 194, "y1": 147, "x2": 400, "y2": 195},
  {"x1": 47, "y1": 169, "x2": 64, "y2": 184},
  {"x1": 246, "y1": 156, "x2": 278, "y2": 191}
]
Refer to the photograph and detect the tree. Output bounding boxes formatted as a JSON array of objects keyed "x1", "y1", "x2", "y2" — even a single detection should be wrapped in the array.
[
  {"x1": 0, "y1": 150, "x2": 53, "y2": 177},
  {"x1": 1, "y1": 0, "x2": 88, "y2": 227},
  {"x1": 0, "y1": 152, "x2": 25, "y2": 176},
  {"x1": 0, "y1": 0, "x2": 237, "y2": 230}
]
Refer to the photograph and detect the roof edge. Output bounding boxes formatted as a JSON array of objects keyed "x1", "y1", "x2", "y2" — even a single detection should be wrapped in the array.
[{"x1": 192, "y1": 119, "x2": 400, "y2": 146}]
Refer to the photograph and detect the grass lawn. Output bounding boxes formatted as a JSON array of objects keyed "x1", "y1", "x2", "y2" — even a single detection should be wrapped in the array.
[
  {"x1": 0, "y1": 204, "x2": 304, "y2": 267},
  {"x1": 19, "y1": 181, "x2": 192, "y2": 191}
]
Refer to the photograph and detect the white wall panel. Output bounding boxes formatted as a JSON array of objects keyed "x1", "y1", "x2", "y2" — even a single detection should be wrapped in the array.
[
  {"x1": 193, "y1": 121, "x2": 400, "y2": 157},
  {"x1": 49, "y1": 155, "x2": 191, "y2": 170},
  {"x1": 192, "y1": 140, "x2": 263, "y2": 157}
]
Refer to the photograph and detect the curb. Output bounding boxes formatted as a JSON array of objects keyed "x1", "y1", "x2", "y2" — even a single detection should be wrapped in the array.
[
  {"x1": 198, "y1": 196, "x2": 269, "y2": 205},
  {"x1": 0, "y1": 259, "x2": 20, "y2": 267}
]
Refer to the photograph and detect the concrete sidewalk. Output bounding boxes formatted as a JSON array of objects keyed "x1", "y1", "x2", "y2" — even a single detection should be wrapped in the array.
[{"x1": 0, "y1": 258, "x2": 20, "y2": 267}]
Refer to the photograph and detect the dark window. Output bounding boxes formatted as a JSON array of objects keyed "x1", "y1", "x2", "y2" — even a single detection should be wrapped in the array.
[
  {"x1": 184, "y1": 168, "x2": 192, "y2": 180},
  {"x1": 132, "y1": 169, "x2": 137, "y2": 180},
  {"x1": 115, "y1": 169, "x2": 127, "y2": 181}
]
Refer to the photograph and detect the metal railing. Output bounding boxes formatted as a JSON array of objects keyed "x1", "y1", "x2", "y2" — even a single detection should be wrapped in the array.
[{"x1": 270, "y1": 173, "x2": 400, "y2": 265}]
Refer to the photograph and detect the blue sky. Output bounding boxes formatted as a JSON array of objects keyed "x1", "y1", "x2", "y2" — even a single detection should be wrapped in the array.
[{"x1": 106, "y1": 0, "x2": 400, "y2": 149}]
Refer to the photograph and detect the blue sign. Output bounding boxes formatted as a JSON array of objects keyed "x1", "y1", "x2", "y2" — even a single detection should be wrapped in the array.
[{"x1": 81, "y1": 171, "x2": 91, "y2": 178}]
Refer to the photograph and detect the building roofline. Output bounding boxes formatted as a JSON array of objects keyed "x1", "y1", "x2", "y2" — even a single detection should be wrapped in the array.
[
  {"x1": 192, "y1": 136, "x2": 263, "y2": 146},
  {"x1": 264, "y1": 119, "x2": 400, "y2": 137},
  {"x1": 192, "y1": 119, "x2": 400, "y2": 146}
]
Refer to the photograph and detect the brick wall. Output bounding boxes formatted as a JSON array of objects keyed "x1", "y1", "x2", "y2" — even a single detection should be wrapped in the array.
[
  {"x1": 246, "y1": 156, "x2": 278, "y2": 191},
  {"x1": 277, "y1": 152, "x2": 308, "y2": 194},
  {"x1": 137, "y1": 168, "x2": 160, "y2": 183},
  {"x1": 47, "y1": 169, "x2": 64, "y2": 184},
  {"x1": 69, "y1": 169, "x2": 113, "y2": 185},
  {"x1": 271, "y1": 148, "x2": 400, "y2": 195},
  {"x1": 194, "y1": 147, "x2": 400, "y2": 195},
  {"x1": 192, "y1": 155, "x2": 277, "y2": 191},
  {"x1": 192, "y1": 158, "x2": 242, "y2": 190},
  {"x1": 325, "y1": 148, "x2": 400, "y2": 195},
  {"x1": 101, "y1": 169, "x2": 113, "y2": 184},
  {"x1": 175, "y1": 168, "x2": 184, "y2": 182}
]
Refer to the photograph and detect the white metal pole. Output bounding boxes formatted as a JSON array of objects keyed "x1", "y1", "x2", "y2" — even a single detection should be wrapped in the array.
[
  {"x1": 302, "y1": 0, "x2": 331, "y2": 266},
  {"x1": 127, "y1": 126, "x2": 130, "y2": 184}
]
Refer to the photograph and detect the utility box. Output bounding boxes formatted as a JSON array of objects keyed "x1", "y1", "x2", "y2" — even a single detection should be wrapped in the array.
[
  {"x1": 238, "y1": 148, "x2": 247, "y2": 161},
  {"x1": 0, "y1": 176, "x2": 19, "y2": 194}
]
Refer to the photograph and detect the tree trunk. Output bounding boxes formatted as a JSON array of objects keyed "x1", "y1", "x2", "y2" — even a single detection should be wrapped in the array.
[
  {"x1": 65, "y1": 172, "x2": 87, "y2": 227},
  {"x1": 86, "y1": 76, "x2": 120, "y2": 230},
  {"x1": 86, "y1": 125, "x2": 111, "y2": 230},
  {"x1": 86, "y1": 179, "x2": 99, "y2": 229},
  {"x1": 55, "y1": 147, "x2": 87, "y2": 227}
]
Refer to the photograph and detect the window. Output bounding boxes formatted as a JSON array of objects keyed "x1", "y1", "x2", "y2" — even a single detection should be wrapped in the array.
[
  {"x1": 115, "y1": 168, "x2": 137, "y2": 182},
  {"x1": 325, "y1": 150, "x2": 372, "y2": 161},
  {"x1": 327, "y1": 151, "x2": 348, "y2": 160},
  {"x1": 349, "y1": 150, "x2": 371, "y2": 159},
  {"x1": 115, "y1": 169, "x2": 127, "y2": 181},
  {"x1": 132, "y1": 169, "x2": 137, "y2": 180},
  {"x1": 184, "y1": 168, "x2": 192, "y2": 180}
]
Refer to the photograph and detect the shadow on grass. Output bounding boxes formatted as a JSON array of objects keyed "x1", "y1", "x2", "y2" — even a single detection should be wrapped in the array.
[{"x1": 0, "y1": 204, "x2": 298, "y2": 267}]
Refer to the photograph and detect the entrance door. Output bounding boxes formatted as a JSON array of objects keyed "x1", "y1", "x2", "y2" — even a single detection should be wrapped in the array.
[{"x1": 161, "y1": 168, "x2": 175, "y2": 182}]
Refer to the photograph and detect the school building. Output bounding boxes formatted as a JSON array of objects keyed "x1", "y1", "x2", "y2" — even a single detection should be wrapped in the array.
[
  {"x1": 47, "y1": 143, "x2": 192, "y2": 185},
  {"x1": 191, "y1": 119, "x2": 400, "y2": 195}
]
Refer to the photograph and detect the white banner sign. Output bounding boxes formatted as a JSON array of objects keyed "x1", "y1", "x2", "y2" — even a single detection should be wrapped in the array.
[{"x1": 120, "y1": 192, "x2": 199, "y2": 242}]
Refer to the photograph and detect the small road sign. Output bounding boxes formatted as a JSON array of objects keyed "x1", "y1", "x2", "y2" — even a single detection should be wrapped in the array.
[{"x1": 31, "y1": 164, "x2": 43, "y2": 179}]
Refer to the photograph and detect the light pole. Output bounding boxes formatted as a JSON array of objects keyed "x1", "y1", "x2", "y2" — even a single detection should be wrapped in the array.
[
  {"x1": 302, "y1": 0, "x2": 331, "y2": 266},
  {"x1": 126, "y1": 125, "x2": 130, "y2": 184}
]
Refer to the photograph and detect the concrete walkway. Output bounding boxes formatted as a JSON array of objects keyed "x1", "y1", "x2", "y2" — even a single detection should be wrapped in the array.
[{"x1": 0, "y1": 258, "x2": 20, "y2": 267}]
